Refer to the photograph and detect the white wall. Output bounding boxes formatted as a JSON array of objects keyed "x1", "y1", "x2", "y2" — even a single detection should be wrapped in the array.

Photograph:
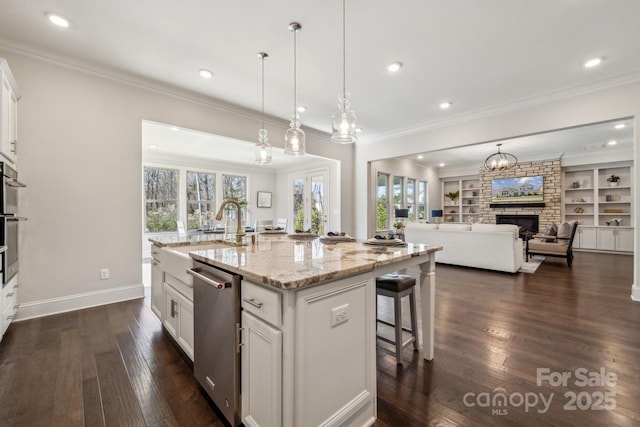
[
  {"x1": 355, "y1": 81, "x2": 640, "y2": 297},
  {"x1": 2, "y1": 47, "x2": 353, "y2": 320}
]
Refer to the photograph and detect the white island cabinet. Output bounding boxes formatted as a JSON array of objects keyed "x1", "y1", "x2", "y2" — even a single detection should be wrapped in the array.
[
  {"x1": 241, "y1": 273, "x2": 375, "y2": 427},
  {"x1": 149, "y1": 242, "x2": 197, "y2": 360}
]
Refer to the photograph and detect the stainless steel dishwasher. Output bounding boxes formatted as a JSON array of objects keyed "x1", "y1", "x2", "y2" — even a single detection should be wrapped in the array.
[{"x1": 187, "y1": 260, "x2": 241, "y2": 426}]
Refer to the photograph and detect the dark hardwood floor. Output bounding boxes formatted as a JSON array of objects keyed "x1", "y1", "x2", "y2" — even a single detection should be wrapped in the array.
[{"x1": 0, "y1": 251, "x2": 637, "y2": 426}]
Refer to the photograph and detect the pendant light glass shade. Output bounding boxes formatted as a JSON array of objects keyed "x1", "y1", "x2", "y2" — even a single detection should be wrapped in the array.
[
  {"x1": 330, "y1": 0, "x2": 358, "y2": 144},
  {"x1": 331, "y1": 91, "x2": 357, "y2": 143},
  {"x1": 483, "y1": 143, "x2": 518, "y2": 172},
  {"x1": 255, "y1": 129, "x2": 272, "y2": 165},
  {"x1": 255, "y1": 52, "x2": 272, "y2": 165},
  {"x1": 285, "y1": 22, "x2": 306, "y2": 156}
]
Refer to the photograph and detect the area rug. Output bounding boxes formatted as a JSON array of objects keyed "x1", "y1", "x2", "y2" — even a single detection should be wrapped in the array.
[{"x1": 519, "y1": 255, "x2": 545, "y2": 274}]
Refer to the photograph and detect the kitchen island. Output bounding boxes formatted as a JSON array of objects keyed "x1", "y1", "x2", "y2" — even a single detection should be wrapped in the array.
[{"x1": 150, "y1": 234, "x2": 442, "y2": 427}]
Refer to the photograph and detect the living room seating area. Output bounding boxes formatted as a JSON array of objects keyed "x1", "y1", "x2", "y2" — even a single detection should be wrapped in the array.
[{"x1": 404, "y1": 222, "x2": 524, "y2": 273}]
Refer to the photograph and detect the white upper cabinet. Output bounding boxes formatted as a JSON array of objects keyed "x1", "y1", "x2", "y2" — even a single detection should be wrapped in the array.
[{"x1": 0, "y1": 58, "x2": 20, "y2": 165}]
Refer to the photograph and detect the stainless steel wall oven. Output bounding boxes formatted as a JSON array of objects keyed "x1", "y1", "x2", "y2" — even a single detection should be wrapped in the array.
[{"x1": 0, "y1": 162, "x2": 26, "y2": 284}]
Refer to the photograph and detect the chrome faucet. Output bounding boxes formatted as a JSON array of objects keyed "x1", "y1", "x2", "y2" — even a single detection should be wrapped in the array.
[{"x1": 216, "y1": 200, "x2": 246, "y2": 243}]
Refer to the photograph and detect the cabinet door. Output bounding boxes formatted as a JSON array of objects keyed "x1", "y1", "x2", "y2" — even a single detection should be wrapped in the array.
[
  {"x1": 8, "y1": 89, "x2": 17, "y2": 160},
  {"x1": 163, "y1": 283, "x2": 179, "y2": 339},
  {"x1": 151, "y1": 262, "x2": 164, "y2": 319},
  {"x1": 615, "y1": 228, "x2": 634, "y2": 252},
  {"x1": 177, "y1": 296, "x2": 194, "y2": 360},
  {"x1": 241, "y1": 311, "x2": 282, "y2": 427},
  {"x1": 578, "y1": 227, "x2": 597, "y2": 249},
  {"x1": 597, "y1": 228, "x2": 616, "y2": 251},
  {"x1": 0, "y1": 74, "x2": 10, "y2": 161}
]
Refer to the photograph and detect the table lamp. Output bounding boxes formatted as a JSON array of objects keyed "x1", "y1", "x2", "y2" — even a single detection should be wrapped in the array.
[{"x1": 431, "y1": 209, "x2": 443, "y2": 223}]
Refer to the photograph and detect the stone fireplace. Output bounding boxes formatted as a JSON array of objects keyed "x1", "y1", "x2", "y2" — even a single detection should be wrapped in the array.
[{"x1": 479, "y1": 158, "x2": 562, "y2": 230}]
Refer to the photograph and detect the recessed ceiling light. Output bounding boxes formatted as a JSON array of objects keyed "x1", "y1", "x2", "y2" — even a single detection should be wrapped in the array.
[
  {"x1": 439, "y1": 101, "x2": 452, "y2": 110},
  {"x1": 439, "y1": 163, "x2": 445, "y2": 167},
  {"x1": 417, "y1": 155, "x2": 424, "y2": 160},
  {"x1": 355, "y1": 127, "x2": 363, "y2": 133},
  {"x1": 149, "y1": 144, "x2": 158, "y2": 149},
  {"x1": 47, "y1": 13, "x2": 69, "y2": 28},
  {"x1": 607, "y1": 140, "x2": 618, "y2": 146},
  {"x1": 387, "y1": 62, "x2": 403, "y2": 73},
  {"x1": 198, "y1": 69, "x2": 213, "y2": 79},
  {"x1": 170, "y1": 126, "x2": 179, "y2": 131},
  {"x1": 614, "y1": 123, "x2": 626, "y2": 129},
  {"x1": 297, "y1": 106, "x2": 307, "y2": 113},
  {"x1": 583, "y1": 57, "x2": 602, "y2": 68}
]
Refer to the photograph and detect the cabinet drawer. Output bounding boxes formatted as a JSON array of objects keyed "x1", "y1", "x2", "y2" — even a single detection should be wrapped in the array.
[
  {"x1": 2, "y1": 282, "x2": 17, "y2": 311},
  {"x1": 165, "y1": 273, "x2": 194, "y2": 301},
  {"x1": 2, "y1": 295, "x2": 16, "y2": 335},
  {"x1": 242, "y1": 281, "x2": 281, "y2": 328}
]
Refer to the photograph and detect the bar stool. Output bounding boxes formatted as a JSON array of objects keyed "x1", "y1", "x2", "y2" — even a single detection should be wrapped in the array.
[{"x1": 375, "y1": 274, "x2": 419, "y2": 365}]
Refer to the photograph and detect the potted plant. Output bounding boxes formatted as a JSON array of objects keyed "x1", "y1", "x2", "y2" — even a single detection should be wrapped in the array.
[
  {"x1": 393, "y1": 219, "x2": 405, "y2": 233},
  {"x1": 606, "y1": 174, "x2": 620, "y2": 187},
  {"x1": 445, "y1": 190, "x2": 460, "y2": 205}
]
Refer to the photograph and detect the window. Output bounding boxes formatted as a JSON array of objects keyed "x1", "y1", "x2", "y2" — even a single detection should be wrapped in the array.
[
  {"x1": 376, "y1": 173, "x2": 389, "y2": 230},
  {"x1": 186, "y1": 171, "x2": 216, "y2": 230},
  {"x1": 417, "y1": 180, "x2": 427, "y2": 220},
  {"x1": 406, "y1": 179, "x2": 415, "y2": 220},
  {"x1": 222, "y1": 174, "x2": 248, "y2": 221},
  {"x1": 392, "y1": 176, "x2": 404, "y2": 210},
  {"x1": 293, "y1": 177, "x2": 305, "y2": 231},
  {"x1": 144, "y1": 167, "x2": 179, "y2": 232}
]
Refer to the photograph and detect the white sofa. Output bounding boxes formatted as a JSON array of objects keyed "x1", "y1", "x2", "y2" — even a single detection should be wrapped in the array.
[{"x1": 404, "y1": 222, "x2": 524, "y2": 273}]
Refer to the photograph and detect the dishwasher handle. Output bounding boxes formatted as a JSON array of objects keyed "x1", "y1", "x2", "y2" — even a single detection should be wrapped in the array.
[{"x1": 187, "y1": 268, "x2": 231, "y2": 289}]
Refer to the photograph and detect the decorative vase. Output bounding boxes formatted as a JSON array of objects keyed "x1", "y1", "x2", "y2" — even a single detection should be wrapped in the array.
[{"x1": 609, "y1": 182, "x2": 618, "y2": 187}]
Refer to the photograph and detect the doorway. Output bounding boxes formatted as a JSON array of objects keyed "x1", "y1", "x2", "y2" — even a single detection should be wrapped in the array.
[{"x1": 290, "y1": 169, "x2": 329, "y2": 234}]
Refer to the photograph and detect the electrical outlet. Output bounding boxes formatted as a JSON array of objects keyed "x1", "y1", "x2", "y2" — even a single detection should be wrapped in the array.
[
  {"x1": 100, "y1": 268, "x2": 110, "y2": 280},
  {"x1": 330, "y1": 303, "x2": 349, "y2": 327}
]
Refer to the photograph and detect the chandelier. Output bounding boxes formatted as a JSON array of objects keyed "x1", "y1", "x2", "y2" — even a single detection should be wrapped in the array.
[
  {"x1": 254, "y1": 52, "x2": 272, "y2": 165},
  {"x1": 484, "y1": 143, "x2": 518, "y2": 172}
]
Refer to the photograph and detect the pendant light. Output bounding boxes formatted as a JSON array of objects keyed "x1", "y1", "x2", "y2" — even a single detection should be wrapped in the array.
[
  {"x1": 254, "y1": 52, "x2": 272, "y2": 165},
  {"x1": 284, "y1": 22, "x2": 305, "y2": 156},
  {"x1": 330, "y1": 0, "x2": 358, "y2": 144},
  {"x1": 483, "y1": 143, "x2": 518, "y2": 172}
]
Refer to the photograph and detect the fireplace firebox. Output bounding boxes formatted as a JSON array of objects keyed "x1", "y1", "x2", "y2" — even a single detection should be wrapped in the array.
[{"x1": 496, "y1": 215, "x2": 539, "y2": 234}]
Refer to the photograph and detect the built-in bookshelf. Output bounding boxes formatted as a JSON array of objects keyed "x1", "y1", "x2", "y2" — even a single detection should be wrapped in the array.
[
  {"x1": 563, "y1": 165, "x2": 633, "y2": 227},
  {"x1": 563, "y1": 164, "x2": 634, "y2": 253},
  {"x1": 441, "y1": 176, "x2": 480, "y2": 222}
]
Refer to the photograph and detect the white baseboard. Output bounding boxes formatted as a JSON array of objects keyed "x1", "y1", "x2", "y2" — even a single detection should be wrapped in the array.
[
  {"x1": 632, "y1": 284, "x2": 640, "y2": 302},
  {"x1": 14, "y1": 283, "x2": 145, "y2": 321}
]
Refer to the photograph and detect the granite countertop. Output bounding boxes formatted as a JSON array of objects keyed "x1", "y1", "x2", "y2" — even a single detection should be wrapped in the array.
[{"x1": 184, "y1": 237, "x2": 442, "y2": 290}]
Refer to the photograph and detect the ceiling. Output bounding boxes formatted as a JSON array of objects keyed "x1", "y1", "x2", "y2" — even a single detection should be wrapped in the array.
[
  {"x1": 142, "y1": 121, "x2": 329, "y2": 168},
  {"x1": 1, "y1": 1, "x2": 640, "y2": 141}
]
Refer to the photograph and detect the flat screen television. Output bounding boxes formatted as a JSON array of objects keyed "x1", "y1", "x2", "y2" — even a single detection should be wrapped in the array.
[{"x1": 491, "y1": 176, "x2": 544, "y2": 203}]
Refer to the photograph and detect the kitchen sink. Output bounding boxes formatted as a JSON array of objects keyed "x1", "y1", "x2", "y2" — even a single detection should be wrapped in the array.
[{"x1": 160, "y1": 242, "x2": 232, "y2": 285}]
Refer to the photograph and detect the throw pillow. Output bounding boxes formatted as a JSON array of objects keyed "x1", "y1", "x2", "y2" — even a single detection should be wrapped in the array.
[
  {"x1": 557, "y1": 222, "x2": 572, "y2": 239},
  {"x1": 541, "y1": 223, "x2": 557, "y2": 236}
]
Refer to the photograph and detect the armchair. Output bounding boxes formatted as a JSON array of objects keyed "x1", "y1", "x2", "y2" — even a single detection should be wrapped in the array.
[{"x1": 526, "y1": 221, "x2": 579, "y2": 267}]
